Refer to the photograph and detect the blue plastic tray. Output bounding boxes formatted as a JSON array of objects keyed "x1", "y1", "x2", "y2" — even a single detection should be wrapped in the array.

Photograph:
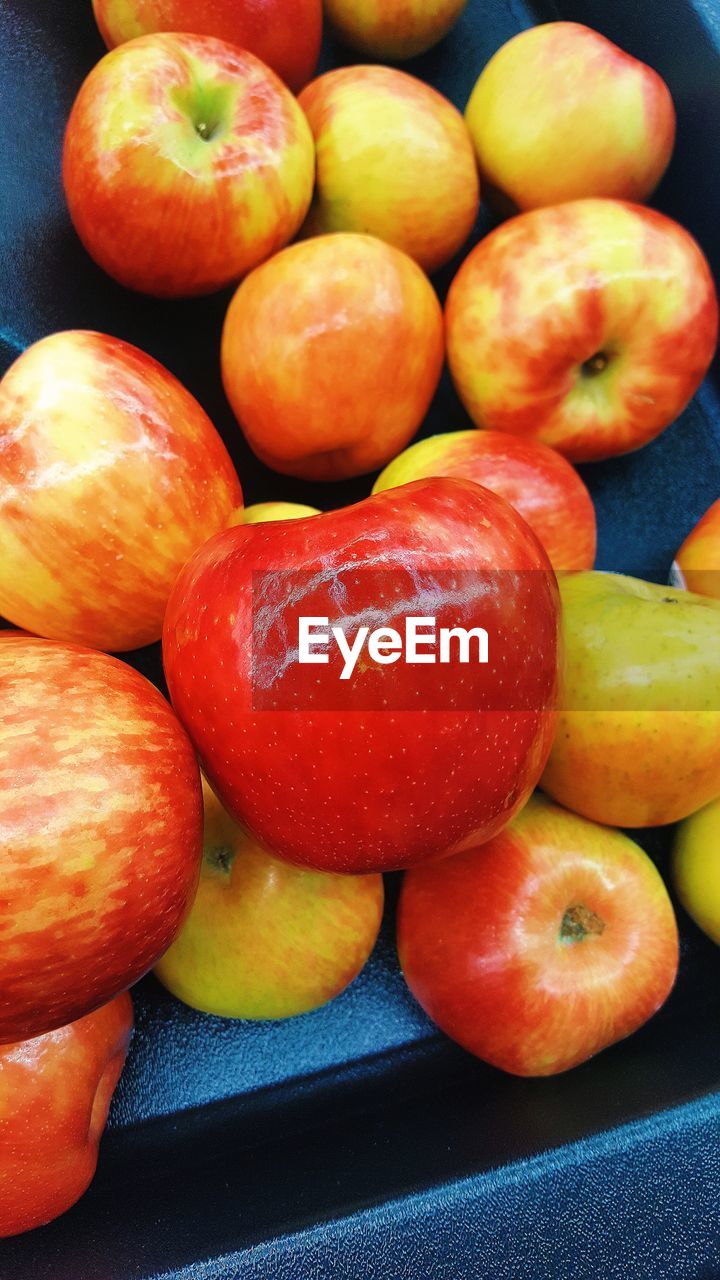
[{"x1": 2, "y1": 0, "x2": 720, "y2": 1275}]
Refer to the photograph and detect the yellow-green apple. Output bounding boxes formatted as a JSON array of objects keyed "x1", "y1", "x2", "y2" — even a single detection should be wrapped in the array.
[
  {"x1": 673, "y1": 499, "x2": 720, "y2": 599},
  {"x1": 446, "y1": 199, "x2": 718, "y2": 461},
  {"x1": 0, "y1": 992, "x2": 132, "y2": 1238},
  {"x1": 154, "y1": 778, "x2": 383, "y2": 1016},
  {"x1": 232, "y1": 501, "x2": 321, "y2": 525},
  {"x1": 542, "y1": 571, "x2": 720, "y2": 826},
  {"x1": 323, "y1": 0, "x2": 468, "y2": 60},
  {"x1": 221, "y1": 234, "x2": 444, "y2": 480},
  {"x1": 298, "y1": 67, "x2": 479, "y2": 273},
  {"x1": 63, "y1": 34, "x2": 315, "y2": 297},
  {"x1": 398, "y1": 795, "x2": 679, "y2": 1076},
  {"x1": 672, "y1": 795, "x2": 720, "y2": 944},
  {"x1": 373, "y1": 429, "x2": 596, "y2": 572},
  {"x1": 92, "y1": 0, "x2": 322, "y2": 92},
  {"x1": 0, "y1": 330, "x2": 242, "y2": 651},
  {"x1": 163, "y1": 477, "x2": 560, "y2": 874},
  {"x1": 0, "y1": 638, "x2": 202, "y2": 1042},
  {"x1": 465, "y1": 22, "x2": 675, "y2": 210}
]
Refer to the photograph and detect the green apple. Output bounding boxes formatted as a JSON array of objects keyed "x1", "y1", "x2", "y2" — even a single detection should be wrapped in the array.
[{"x1": 542, "y1": 571, "x2": 720, "y2": 825}]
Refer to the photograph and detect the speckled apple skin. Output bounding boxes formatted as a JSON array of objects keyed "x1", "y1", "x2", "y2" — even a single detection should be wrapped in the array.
[{"x1": 163, "y1": 478, "x2": 560, "y2": 874}]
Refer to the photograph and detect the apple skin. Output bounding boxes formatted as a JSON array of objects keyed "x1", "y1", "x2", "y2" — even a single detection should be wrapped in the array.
[
  {"x1": 323, "y1": 0, "x2": 468, "y2": 59},
  {"x1": 397, "y1": 795, "x2": 679, "y2": 1076},
  {"x1": 0, "y1": 992, "x2": 132, "y2": 1238},
  {"x1": 672, "y1": 795, "x2": 720, "y2": 945},
  {"x1": 163, "y1": 477, "x2": 560, "y2": 874},
  {"x1": 446, "y1": 199, "x2": 718, "y2": 462},
  {"x1": 673, "y1": 499, "x2": 720, "y2": 599},
  {"x1": 221, "y1": 234, "x2": 444, "y2": 481},
  {"x1": 91, "y1": 0, "x2": 322, "y2": 93},
  {"x1": 542, "y1": 572, "x2": 720, "y2": 827},
  {"x1": 234, "y1": 501, "x2": 321, "y2": 525},
  {"x1": 0, "y1": 331, "x2": 242, "y2": 651},
  {"x1": 154, "y1": 778, "x2": 383, "y2": 1017},
  {"x1": 373, "y1": 429, "x2": 596, "y2": 572},
  {"x1": 465, "y1": 23, "x2": 675, "y2": 211},
  {"x1": 63, "y1": 34, "x2": 315, "y2": 297},
  {"x1": 0, "y1": 638, "x2": 202, "y2": 1042},
  {"x1": 298, "y1": 67, "x2": 479, "y2": 274}
]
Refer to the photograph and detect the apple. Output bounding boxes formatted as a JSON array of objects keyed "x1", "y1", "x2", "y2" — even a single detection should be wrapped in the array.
[
  {"x1": 323, "y1": 0, "x2": 468, "y2": 59},
  {"x1": 373, "y1": 429, "x2": 596, "y2": 572},
  {"x1": 91, "y1": 0, "x2": 322, "y2": 92},
  {"x1": 397, "y1": 795, "x2": 679, "y2": 1076},
  {"x1": 154, "y1": 777, "x2": 383, "y2": 1017},
  {"x1": 63, "y1": 34, "x2": 315, "y2": 297},
  {"x1": 0, "y1": 330, "x2": 242, "y2": 651},
  {"x1": 673, "y1": 499, "x2": 720, "y2": 599},
  {"x1": 233, "y1": 501, "x2": 321, "y2": 525},
  {"x1": 672, "y1": 795, "x2": 720, "y2": 945},
  {"x1": 446, "y1": 199, "x2": 718, "y2": 462},
  {"x1": 0, "y1": 992, "x2": 132, "y2": 1238},
  {"x1": 221, "y1": 234, "x2": 444, "y2": 481},
  {"x1": 163, "y1": 477, "x2": 560, "y2": 874},
  {"x1": 465, "y1": 23, "x2": 675, "y2": 211},
  {"x1": 541, "y1": 571, "x2": 720, "y2": 827},
  {"x1": 298, "y1": 67, "x2": 479, "y2": 274},
  {"x1": 0, "y1": 637, "x2": 202, "y2": 1042}
]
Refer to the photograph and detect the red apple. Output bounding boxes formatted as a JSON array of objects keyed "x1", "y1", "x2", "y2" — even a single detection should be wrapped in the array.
[
  {"x1": 398, "y1": 795, "x2": 679, "y2": 1076},
  {"x1": 63, "y1": 34, "x2": 315, "y2": 296},
  {"x1": 92, "y1": 0, "x2": 322, "y2": 93},
  {"x1": 446, "y1": 199, "x2": 718, "y2": 462},
  {"x1": 373, "y1": 429, "x2": 596, "y2": 572},
  {"x1": 323, "y1": 0, "x2": 468, "y2": 59},
  {"x1": 0, "y1": 992, "x2": 132, "y2": 1238},
  {"x1": 0, "y1": 638, "x2": 202, "y2": 1042},
  {"x1": 163, "y1": 478, "x2": 560, "y2": 874},
  {"x1": 221, "y1": 234, "x2": 444, "y2": 480},
  {"x1": 673, "y1": 498, "x2": 720, "y2": 599},
  {"x1": 0, "y1": 330, "x2": 242, "y2": 651}
]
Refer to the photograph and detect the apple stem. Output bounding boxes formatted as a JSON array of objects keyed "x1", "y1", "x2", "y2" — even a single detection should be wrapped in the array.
[
  {"x1": 560, "y1": 903, "x2": 605, "y2": 942},
  {"x1": 581, "y1": 352, "x2": 610, "y2": 377}
]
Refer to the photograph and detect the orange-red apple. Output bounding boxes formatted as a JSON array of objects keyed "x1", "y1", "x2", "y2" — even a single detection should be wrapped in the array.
[
  {"x1": 92, "y1": 0, "x2": 322, "y2": 92},
  {"x1": 63, "y1": 34, "x2": 315, "y2": 296},
  {"x1": 373, "y1": 429, "x2": 596, "y2": 572},
  {"x1": 673, "y1": 499, "x2": 720, "y2": 599},
  {"x1": 0, "y1": 638, "x2": 202, "y2": 1042},
  {"x1": 398, "y1": 796, "x2": 679, "y2": 1076},
  {"x1": 221, "y1": 234, "x2": 444, "y2": 480},
  {"x1": 0, "y1": 993, "x2": 132, "y2": 1237},
  {"x1": 465, "y1": 22, "x2": 675, "y2": 211},
  {"x1": 154, "y1": 778, "x2": 383, "y2": 1017},
  {"x1": 446, "y1": 199, "x2": 717, "y2": 461},
  {"x1": 0, "y1": 331, "x2": 242, "y2": 651},
  {"x1": 299, "y1": 67, "x2": 479, "y2": 274}
]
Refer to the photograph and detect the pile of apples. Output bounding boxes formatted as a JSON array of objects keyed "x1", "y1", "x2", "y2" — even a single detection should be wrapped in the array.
[{"x1": 2, "y1": 0, "x2": 720, "y2": 1240}]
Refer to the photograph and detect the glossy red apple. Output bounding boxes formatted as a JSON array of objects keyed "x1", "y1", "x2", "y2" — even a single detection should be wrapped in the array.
[
  {"x1": 0, "y1": 330, "x2": 242, "y2": 651},
  {"x1": 63, "y1": 34, "x2": 315, "y2": 296},
  {"x1": 163, "y1": 478, "x2": 560, "y2": 874},
  {"x1": 446, "y1": 199, "x2": 718, "y2": 461},
  {"x1": 0, "y1": 992, "x2": 132, "y2": 1238},
  {"x1": 398, "y1": 795, "x2": 679, "y2": 1075},
  {"x1": 0, "y1": 638, "x2": 202, "y2": 1042},
  {"x1": 92, "y1": 0, "x2": 322, "y2": 93}
]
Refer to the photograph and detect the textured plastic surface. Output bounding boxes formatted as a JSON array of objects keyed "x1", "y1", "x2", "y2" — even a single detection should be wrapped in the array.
[{"x1": 2, "y1": 0, "x2": 720, "y2": 1275}]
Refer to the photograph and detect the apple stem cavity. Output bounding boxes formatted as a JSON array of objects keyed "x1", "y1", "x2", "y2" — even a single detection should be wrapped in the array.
[
  {"x1": 207, "y1": 844, "x2": 235, "y2": 875},
  {"x1": 581, "y1": 351, "x2": 610, "y2": 378},
  {"x1": 559, "y1": 903, "x2": 605, "y2": 943}
]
